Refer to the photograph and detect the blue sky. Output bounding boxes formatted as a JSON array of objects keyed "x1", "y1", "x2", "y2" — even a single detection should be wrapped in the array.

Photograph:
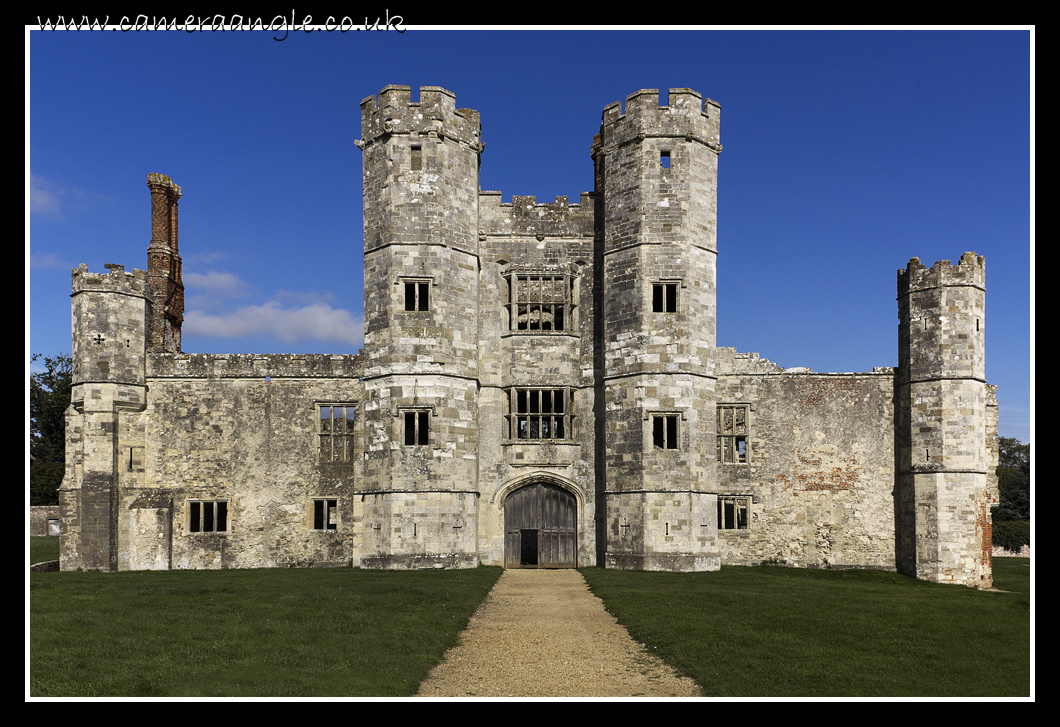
[{"x1": 27, "y1": 27, "x2": 1032, "y2": 443}]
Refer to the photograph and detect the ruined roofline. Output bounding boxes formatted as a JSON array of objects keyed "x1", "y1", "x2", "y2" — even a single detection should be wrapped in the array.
[{"x1": 147, "y1": 351, "x2": 367, "y2": 379}]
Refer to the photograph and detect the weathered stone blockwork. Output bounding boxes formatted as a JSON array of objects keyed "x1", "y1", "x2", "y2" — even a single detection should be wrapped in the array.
[{"x1": 60, "y1": 86, "x2": 997, "y2": 588}]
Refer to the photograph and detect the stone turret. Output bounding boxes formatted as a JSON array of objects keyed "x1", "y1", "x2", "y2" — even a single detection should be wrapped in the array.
[
  {"x1": 897, "y1": 252, "x2": 996, "y2": 587},
  {"x1": 593, "y1": 89, "x2": 723, "y2": 571},
  {"x1": 356, "y1": 86, "x2": 483, "y2": 569},
  {"x1": 63, "y1": 263, "x2": 152, "y2": 571}
]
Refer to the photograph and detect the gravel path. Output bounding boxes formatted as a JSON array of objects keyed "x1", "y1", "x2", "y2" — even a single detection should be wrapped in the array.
[{"x1": 415, "y1": 569, "x2": 702, "y2": 698}]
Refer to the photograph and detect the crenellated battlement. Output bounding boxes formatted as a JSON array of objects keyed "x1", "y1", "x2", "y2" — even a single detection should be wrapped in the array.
[
  {"x1": 898, "y1": 251, "x2": 985, "y2": 297},
  {"x1": 478, "y1": 191, "x2": 596, "y2": 238},
  {"x1": 358, "y1": 85, "x2": 482, "y2": 151},
  {"x1": 71, "y1": 263, "x2": 150, "y2": 299},
  {"x1": 596, "y1": 88, "x2": 721, "y2": 152}
]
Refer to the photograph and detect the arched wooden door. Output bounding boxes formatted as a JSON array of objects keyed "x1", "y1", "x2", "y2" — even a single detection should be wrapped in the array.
[{"x1": 504, "y1": 483, "x2": 577, "y2": 568}]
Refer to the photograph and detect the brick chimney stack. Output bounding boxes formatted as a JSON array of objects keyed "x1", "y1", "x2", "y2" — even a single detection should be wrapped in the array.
[{"x1": 146, "y1": 173, "x2": 184, "y2": 353}]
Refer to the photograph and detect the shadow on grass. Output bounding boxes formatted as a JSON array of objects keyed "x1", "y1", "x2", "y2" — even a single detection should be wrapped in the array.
[{"x1": 30, "y1": 565, "x2": 502, "y2": 697}]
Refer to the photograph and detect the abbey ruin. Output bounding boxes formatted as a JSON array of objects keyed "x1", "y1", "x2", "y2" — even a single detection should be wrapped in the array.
[{"x1": 60, "y1": 86, "x2": 999, "y2": 587}]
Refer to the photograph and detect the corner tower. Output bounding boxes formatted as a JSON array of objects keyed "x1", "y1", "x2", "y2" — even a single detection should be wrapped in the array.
[
  {"x1": 593, "y1": 89, "x2": 722, "y2": 571},
  {"x1": 356, "y1": 86, "x2": 483, "y2": 568},
  {"x1": 897, "y1": 252, "x2": 996, "y2": 588}
]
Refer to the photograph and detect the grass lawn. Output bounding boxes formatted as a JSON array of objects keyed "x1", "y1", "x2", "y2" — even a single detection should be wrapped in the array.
[
  {"x1": 29, "y1": 562, "x2": 502, "y2": 697},
  {"x1": 580, "y1": 559, "x2": 1031, "y2": 697},
  {"x1": 30, "y1": 535, "x2": 60, "y2": 565}
]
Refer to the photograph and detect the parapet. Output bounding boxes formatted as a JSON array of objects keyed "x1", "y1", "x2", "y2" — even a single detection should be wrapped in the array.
[
  {"x1": 71, "y1": 263, "x2": 149, "y2": 298},
  {"x1": 897, "y1": 251, "x2": 985, "y2": 297},
  {"x1": 596, "y1": 88, "x2": 721, "y2": 152},
  {"x1": 478, "y1": 191, "x2": 596, "y2": 238},
  {"x1": 358, "y1": 85, "x2": 482, "y2": 151}
]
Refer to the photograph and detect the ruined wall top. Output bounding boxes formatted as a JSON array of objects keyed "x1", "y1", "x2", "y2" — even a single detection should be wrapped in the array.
[
  {"x1": 595, "y1": 88, "x2": 721, "y2": 153},
  {"x1": 478, "y1": 191, "x2": 596, "y2": 238},
  {"x1": 898, "y1": 251, "x2": 985, "y2": 297},
  {"x1": 358, "y1": 85, "x2": 482, "y2": 151},
  {"x1": 71, "y1": 263, "x2": 149, "y2": 298}
]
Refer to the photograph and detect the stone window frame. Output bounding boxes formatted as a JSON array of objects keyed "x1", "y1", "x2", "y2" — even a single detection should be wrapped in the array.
[
  {"x1": 318, "y1": 404, "x2": 357, "y2": 463},
  {"x1": 187, "y1": 499, "x2": 229, "y2": 534},
  {"x1": 504, "y1": 271, "x2": 576, "y2": 333},
  {"x1": 312, "y1": 498, "x2": 338, "y2": 531},
  {"x1": 649, "y1": 411, "x2": 682, "y2": 450},
  {"x1": 401, "y1": 276, "x2": 432, "y2": 312},
  {"x1": 717, "y1": 404, "x2": 750, "y2": 464},
  {"x1": 400, "y1": 407, "x2": 431, "y2": 446},
  {"x1": 505, "y1": 387, "x2": 572, "y2": 441},
  {"x1": 717, "y1": 496, "x2": 751, "y2": 530},
  {"x1": 651, "y1": 279, "x2": 681, "y2": 313}
]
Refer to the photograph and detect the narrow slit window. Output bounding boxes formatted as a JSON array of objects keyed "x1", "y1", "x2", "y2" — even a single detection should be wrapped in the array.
[{"x1": 411, "y1": 144, "x2": 422, "y2": 171}]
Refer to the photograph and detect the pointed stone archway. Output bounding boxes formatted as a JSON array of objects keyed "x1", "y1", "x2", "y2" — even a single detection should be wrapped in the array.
[{"x1": 504, "y1": 482, "x2": 577, "y2": 568}]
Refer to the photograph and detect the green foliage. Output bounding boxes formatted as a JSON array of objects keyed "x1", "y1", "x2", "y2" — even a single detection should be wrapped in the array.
[
  {"x1": 581, "y1": 564, "x2": 1030, "y2": 697},
  {"x1": 30, "y1": 566, "x2": 502, "y2": 697},
  {"x1": 992, "y1": 520, "x2": 1030, "y2": 552},
  {"x1": 30, "y1": 353, "x2": 72, "y2": 506},
  {"x1": 993, "y1": 436, "x2": 1030, "y2": 522}
]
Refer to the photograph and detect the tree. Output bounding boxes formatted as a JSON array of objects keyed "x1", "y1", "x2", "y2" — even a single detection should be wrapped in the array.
[
  {"x1": 994, "y1": 436, "x2": 1030, "y2": 522},
  {"x1": 30, "y1": 353, "x2": 72, "y2": 506}
]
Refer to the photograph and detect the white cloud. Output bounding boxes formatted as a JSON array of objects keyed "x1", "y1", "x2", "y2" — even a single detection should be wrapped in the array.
[
  {"x1": 30, "y1": 252, "x2": 66, "y2": 269},
  {"x1": 183, "y1": 270, "x2": 252, "y2": 299},
  {"x1": 184, "y1": 300, "x2": 363, "y2": 347},
  {"x1": 30, "y1": 175, "x2": 64, "y2": 217}
]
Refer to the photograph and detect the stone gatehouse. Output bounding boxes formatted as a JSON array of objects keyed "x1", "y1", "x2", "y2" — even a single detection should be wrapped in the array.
[{"x1": 59, "y1": 85, "x2": 998, "y2": 587}]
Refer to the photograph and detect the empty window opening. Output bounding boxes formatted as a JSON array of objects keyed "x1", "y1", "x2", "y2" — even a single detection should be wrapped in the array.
[
  {"x1": 717, "y1": 405, "x2": 749, "y2": 463},
  {"x1": 660, "y1": 151, "x2": 671, "y2": 169},
  {"x1": 509, "y1": 388, "x2": 568, "y2": 440},
  {"x1": 189, "y1": 500, "x2": 228, "y2": 533},
  {"x1": 508, "y1": 273, "x2": 571, "y2": 331},
  {"x1": 653, "y1": 414, "x2": 679, "y2": 449},
  {"x1": 319, "y1": 404, "x2": 356, "y2": 462},
  {"x1": 314, "y1": 499, "x2": 338, "y2": 530},
  {"x1": 404, "y1": 280, "x2": 430, "y2": 311},
  {"x1": 718, "y1": 497, "x2": 750, "y2": 530},
  {"x1": 411, "y1": 144, "x2": 422, "y2": 171},
  {"x1": 404, "y1": 410, "x2": 429, "y2": 446},
  {"x1": 653, "y1": 282, "x2": 678, "y2": 313},
  {"x1": 976, "y1": 318, "x2": 980, "y2": 332}
]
